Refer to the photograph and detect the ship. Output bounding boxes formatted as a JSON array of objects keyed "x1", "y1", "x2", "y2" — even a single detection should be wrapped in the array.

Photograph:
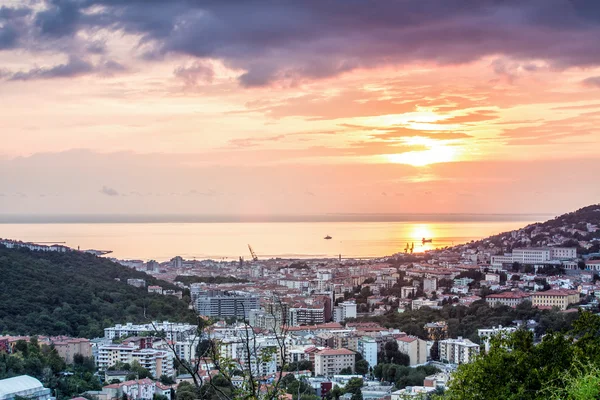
[
  {"x1": 422, "y1": 238, "x2": 433, "y2": 244},
  {"x1": 324, "y1": 235, "x2": 332, "y2": 240}
]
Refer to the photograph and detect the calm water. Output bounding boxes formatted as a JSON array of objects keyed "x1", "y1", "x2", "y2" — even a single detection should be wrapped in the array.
[{"x1": 0, "y1": 216, "x2": 544, "y2": 261}]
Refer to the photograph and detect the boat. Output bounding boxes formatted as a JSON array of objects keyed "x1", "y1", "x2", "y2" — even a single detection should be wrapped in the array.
[
  {"x1": 324, "y1": 235, "x2": 332, "y2": 240},
  {"x1": 422, "y1": 238, "x2": 433, "y2": 244}
]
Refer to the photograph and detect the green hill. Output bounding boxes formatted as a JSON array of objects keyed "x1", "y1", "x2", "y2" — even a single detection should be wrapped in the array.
[
  {"x1": 0, "y1": 245, "x2": 196, "y2": 337},
  {"x1": 454, "y1": 204, "x2": 600, "y2": 255}
]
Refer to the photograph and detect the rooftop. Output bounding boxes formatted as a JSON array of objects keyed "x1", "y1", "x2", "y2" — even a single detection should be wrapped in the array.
[{"x1": 0, "y1": 375, "x2": 45, "y2": 398}]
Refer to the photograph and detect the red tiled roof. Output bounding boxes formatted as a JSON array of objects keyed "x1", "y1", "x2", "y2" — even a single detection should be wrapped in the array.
[
  {"x1": 487, "y1": 291, "x2": 531, "y2": 299},
  {"x1": 316, "y1": 348, "x2": 355, "y2": 356}
]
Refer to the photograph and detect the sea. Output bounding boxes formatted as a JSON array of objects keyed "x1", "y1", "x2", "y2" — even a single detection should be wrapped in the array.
[{"x1": 0, "y1": 214, "x2": 549, "y2": 262}]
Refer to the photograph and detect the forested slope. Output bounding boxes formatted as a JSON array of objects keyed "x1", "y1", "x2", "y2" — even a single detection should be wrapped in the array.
[{"x1": 0, "y1": 246, "x2": 196, "y2": 337}]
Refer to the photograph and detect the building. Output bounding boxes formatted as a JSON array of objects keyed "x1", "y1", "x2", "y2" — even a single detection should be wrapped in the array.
[
  {"x1": 391, "y1": 387, "x2": 435, "y2": 399},
  {"x1": 96, "y1": 345, "x2": 174, "y2": 377},
  {"x1": 439, "y1": 338, "x2": 480, "y2": 365},
  {"x1": 486, "y1": 291, "x2": 532, "y2": 308},
  {"x1": 401, "y1": 287, "x2": 417, "y2": 299},
  {"x1": 148, "y1": 286, "x2": 163, "y2": 295},
  {"x1": 50, "y1": 337, "x2": 92, "y2": 364},
  {"x1": 333, "y1": 301, "x2": 357, "y2": 323},
  {"x1": 127, "y1": 279, "x2": 146, "y2": 288},
  {"x1": 478, "y1": 326, "x2": 517, "y2": 353},
  {"x1": 424, "y1": 322, "x2": 448, "y2": 341},
  {"x1": 423, "y1": 278, "x2": 437, "y2": 293},
  {"x1": 314, "y1": 348, "x2": 355, "y2": 377},
  {"x1": 195, "y1": 290, "x2": 259, "y2": 319},
  {"x1": 411, "y1": 299, "x2": 440, "y2": 311},
  {"x1": 249, "y1": 310, "x2": 282, "y2": 331},
  {"x1": 104, "y1": 322, "x2": 197, "y2": 341},
  {"x1": 288, "y1": 307, "x2": 325, "y2": 326},
  {"x1": 357, "y1": 337, "x2": 377, "y2": 369},
  {"x1": 491, "y1": 247, "x2": 577, "y2": 267},
  {"x1": 0, "y1": 376, "x2": 52, "y2": 400},
  {"x1": 396, "y1": 336, "x2": 427, "y2": 366},
  {"x1": 531, "y1": 289, "x2": 580, "y2": 310}
]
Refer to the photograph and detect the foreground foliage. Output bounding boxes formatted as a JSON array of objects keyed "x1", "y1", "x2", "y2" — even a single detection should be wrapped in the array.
[
  {"x1": 442, "y1": 311, "x2": 600, "y2": 400},
  {"x1": 0, "y1": 246, "x2": 196, "y2": 337},
  {"x1": 0, "y1": 339, "x2": 100, "y2": 400}
]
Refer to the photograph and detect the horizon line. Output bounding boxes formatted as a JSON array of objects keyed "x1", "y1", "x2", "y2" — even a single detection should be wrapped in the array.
[{"x1": 0, "y1": 212, "x2": 552, "y2": 224}]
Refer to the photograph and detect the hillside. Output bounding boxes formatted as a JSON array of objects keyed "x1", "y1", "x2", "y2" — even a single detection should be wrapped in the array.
[
  {"x1": 0, "y1": 245, "x2": 196, "y2": 337},
  {"x1": 453, "y1": 204, "x2": 600, "y2": 255}
]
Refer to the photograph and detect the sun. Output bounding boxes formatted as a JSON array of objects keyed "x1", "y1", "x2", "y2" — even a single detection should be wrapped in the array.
[{"x1": 387, "y1": 137, "x2": 458, "y2": 167}]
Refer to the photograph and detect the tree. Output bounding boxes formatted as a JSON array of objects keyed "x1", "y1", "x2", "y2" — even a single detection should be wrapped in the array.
[
  {"x1": 339, "y1": 367, "x2": 353, "y2": 375},
  {"x1": 443, "y1": 312, "x2": 600, "y2": 400},
  {"x1": 343, "y1": 378, "x2": 363, "y2": 396},
  {"x1": 378, "y1": 341, "x2": 410, "y2": 366},
  {"x1": 355, "y1": 359, "x2": 369, "y2": 375},
  {"x1": 159, "y1": 374, "x2": 175, "y2": 385}
]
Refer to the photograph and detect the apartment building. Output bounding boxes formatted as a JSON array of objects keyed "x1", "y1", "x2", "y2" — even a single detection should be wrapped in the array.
[
  {"x1": 314, "y1": 348, "x2": 356, "y2": 376},
  {"x1": 439, "y1": 338, "x2": 480, "y2": 365},
  {"x1": 333, "y1": 301, "x2": 357, "y2": 323},
  {"x1": 486, "y1": 291, "x2": 532, "y2": 308},
  {"x1": 195, "y1": 290, "x2": 259, "y2": 319},
  {"x1": 531, "y1": 289, "x2": 580, "y2": 310},
  {"x1": 104, "y1": 322, "x2": 197, "y2": 341},
  {"x1": 96, "y1": 345, "x2": 174, "y2": 377},
  {"x1": 396, "y1": 336, "x2": 427, "y2": 366},
  {"x1": 357, "y1": 336, "x2": 377, "y2": 368},
  {"x1": 288, "y1": 307, "x2": 325, "y2": 326},
  {"x1": 50, "y1": 337, "x2": 92, "y2": 364}
]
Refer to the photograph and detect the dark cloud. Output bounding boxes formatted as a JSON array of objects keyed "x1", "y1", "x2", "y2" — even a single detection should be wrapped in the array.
[
  {"x1": 9, "y1": 56, "x2": 93, "y2": 80},
  {"x1": 3, "y1": 0, "x2": 600, "y2": 86},
  {"x1": 7, "y1": 56, "x2": 126, "y2": 81},
  {"x1": 582, "y1": 76, "x2": 600, "y2": 88},
  {"x1": 85, "y1": 40, "x2": 106, "y2": 54},
  {"x1": 0, "y1": 24, "x2": 18, "y2": 49},
  {"x1": 100, "y1": 186, "x2": 119, "y2": 196},
  {"x1": 34, "y1": 0, "x2": 82, "y2": 37}
]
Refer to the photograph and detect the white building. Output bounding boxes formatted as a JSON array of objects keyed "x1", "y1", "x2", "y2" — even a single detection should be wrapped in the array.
[
  {"x1": 96, "y1": 345, "x2": 174, "y2": 377},
  {"x1": 334, "y1": 301, "x2": 357, "y2": 323},
  {"x1": 357, "y1": 337, "x2": 377, "y2": 369},
  {"x1": 0, "y1": 376, "x2": 52, "y2": 400},
  {"x1": 423, "y1": 278, "x2": 437, "y2": 293},
  {"x1": 491, "y1": 247, "x2": 577, "y2": 267},
  {"x1": 439, "y1": 337, "x2": 480, "y2": 365},
  {"x1": 104, "y1": 322, "x2": 198, "y2": 341},
  {"x1": 477, "y1": 326, "x2": 517, "y2": 353}
]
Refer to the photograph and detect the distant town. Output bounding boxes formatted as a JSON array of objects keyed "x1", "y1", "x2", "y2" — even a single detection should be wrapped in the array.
[{"x1": 1, "y1": 206, "x2": 600, "y2": 399}]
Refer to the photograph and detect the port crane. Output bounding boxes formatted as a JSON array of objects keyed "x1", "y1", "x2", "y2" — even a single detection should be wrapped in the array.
[
  {"x1": 404, "y1": 243, "x2": 415, "y2": 254},
  {"x1": 248, "y1": 244, "x2": 258, "y2": 261}
]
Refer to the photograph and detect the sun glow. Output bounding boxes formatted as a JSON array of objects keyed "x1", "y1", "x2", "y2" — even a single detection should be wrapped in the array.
[{"x1": 387, "y1": 137, "x2": 458, "y2": 166}]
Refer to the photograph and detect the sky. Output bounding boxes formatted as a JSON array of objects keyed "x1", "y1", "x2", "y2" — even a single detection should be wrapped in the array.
[{"x1": 1, "y1": 0, "x2": 599, "y2": 217}]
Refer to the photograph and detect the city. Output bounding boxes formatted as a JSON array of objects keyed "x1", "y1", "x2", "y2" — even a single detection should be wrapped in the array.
[
  {"x1": 1, "y1": 205, "x2": 600, "y2": 399},
  {"x1": 2, "y1": 0, "x2": 600, "y2": 399}
]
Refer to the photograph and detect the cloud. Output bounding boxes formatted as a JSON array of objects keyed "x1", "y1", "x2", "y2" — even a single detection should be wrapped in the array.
[
  {"x1": 174, "y1": 61, "x2": 215, "y2": 86},
  {"x1": 582, "y1": 76, "x2": 600, "y2": 88},
  {"x1": 9, "y1": 56, "x2": 93, "y2": 80},
  {"x1": 7, "y1": 56, "x2": 126, "y2": 81},
  {"x1": 34, "y1": 0, "x2": 82, "y2": 38},
  {"x1": 100, "y1": 186, "x2": 119, "y2": 196},
  {"x1": 3, "y1": 1, "x2": 600, "y2": 86}
]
